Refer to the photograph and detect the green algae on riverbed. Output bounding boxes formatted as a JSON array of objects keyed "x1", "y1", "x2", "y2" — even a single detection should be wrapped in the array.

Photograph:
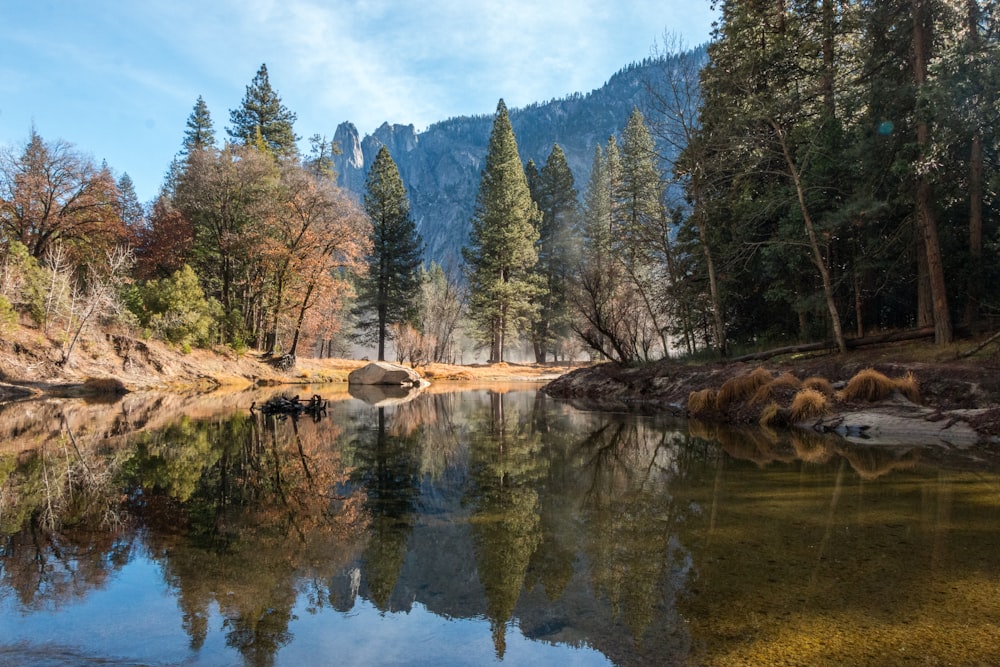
[{"x1": 674, "y1": 464, "x2": 1000, "y2": 665}]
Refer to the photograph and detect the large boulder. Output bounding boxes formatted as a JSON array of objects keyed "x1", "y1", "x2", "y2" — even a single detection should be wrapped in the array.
[{"x1": 347, "y1": 361, "x2": 425, "y2": 387}]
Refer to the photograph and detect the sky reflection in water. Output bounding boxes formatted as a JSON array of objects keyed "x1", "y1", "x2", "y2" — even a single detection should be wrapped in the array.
[{"x1": 1, "y1": 386, "x2": 998, "y2": 666}]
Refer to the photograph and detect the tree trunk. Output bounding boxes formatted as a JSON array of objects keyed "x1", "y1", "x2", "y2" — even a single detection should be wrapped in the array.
[
  {"x1": 377, "y1": 303, "x2": 387, "y2": 361},
  {"x1": 912, "y1": 0, "x2": 953, "y2": 344},
  {"x1": 964, "y1": 1, "x2": 984, "y2": 327},
  {"x1": 771, "y1": 119, "x2": 847, "y2": 354},
  {"x1": 693, "y1": 182, "x2": 727, "y2": 355}
]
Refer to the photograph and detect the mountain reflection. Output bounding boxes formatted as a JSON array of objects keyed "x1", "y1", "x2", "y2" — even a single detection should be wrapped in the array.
[{"x1": 2, "y1": 388, "x2": 999, "y2": 666}]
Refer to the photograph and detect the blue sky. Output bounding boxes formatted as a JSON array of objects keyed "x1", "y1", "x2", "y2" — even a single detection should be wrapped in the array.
[{"x1": 1, "y1": 0, "x2": 717, "y2": 203}]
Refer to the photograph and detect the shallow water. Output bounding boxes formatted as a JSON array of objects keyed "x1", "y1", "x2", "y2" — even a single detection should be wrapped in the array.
[{"x1": 1, "y1": 386, "x2": 998, "y2": 665}]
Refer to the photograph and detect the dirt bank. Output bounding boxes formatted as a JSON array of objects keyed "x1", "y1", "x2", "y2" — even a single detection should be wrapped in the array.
[
  {"x1": 543, "y1": 341, "x2": 1000, "y2": 446},
  {"x1": 0, "y1": 323, "x2": 575, "y2": 402}
]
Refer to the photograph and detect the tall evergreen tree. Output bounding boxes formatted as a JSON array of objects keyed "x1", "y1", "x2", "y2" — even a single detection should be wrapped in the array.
[
  {"x1": 615, "y1": 108, "x2": 672, "y2": 357},
  {"x1": 228, "y1": 64, "x2": 299, "y2": 158},
  {"x1": 116, "y1": 173, "x2": 145, "y2": 232},
  {"x1": 353, "y1": 145, "x2": 423, "y2": 361},
  {"x1": 462, "y1": 100, "x2": 542, "y2": 363},
  {"x1": 529, "y1": 144, "x2": 580, "y2": 362},
  {"x1": 182, "y1": 96, "x2": 215, "y2": 155}
]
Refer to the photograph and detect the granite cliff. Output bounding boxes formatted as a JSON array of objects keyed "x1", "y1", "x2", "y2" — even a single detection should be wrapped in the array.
[{"x1": 332, "y1": 51, "x2": 706, "y2": 269}]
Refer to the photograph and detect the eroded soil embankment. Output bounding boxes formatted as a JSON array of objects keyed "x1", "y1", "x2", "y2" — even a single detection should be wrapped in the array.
[{"x1": 542, "y1": 352, "x2": 1000, "y2": 446}]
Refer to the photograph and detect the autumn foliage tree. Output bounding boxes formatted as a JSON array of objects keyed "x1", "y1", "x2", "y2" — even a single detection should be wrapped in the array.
[{"x1": 0, "y1": 129, "x2": 127, "y2": 264}]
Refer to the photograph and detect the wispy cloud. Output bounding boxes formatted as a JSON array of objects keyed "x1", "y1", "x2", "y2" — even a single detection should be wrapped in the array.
[{"x1": 0, "y1": 0, "x2": 715, "y2": 199}]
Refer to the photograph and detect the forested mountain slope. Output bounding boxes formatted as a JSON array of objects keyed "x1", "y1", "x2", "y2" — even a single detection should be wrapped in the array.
[{"x1": 332, "y1": 51, "x2": 704, "y2": 268}]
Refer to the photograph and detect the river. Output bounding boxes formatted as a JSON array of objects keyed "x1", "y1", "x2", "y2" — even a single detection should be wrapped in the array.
[{"x1": 1, "y1": 384, "x2": 998, "y2": 665}]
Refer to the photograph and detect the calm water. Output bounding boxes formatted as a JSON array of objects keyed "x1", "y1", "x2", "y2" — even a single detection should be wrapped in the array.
[{"x1": 1, "y1": 385, "x2": 999, "y2": 666}]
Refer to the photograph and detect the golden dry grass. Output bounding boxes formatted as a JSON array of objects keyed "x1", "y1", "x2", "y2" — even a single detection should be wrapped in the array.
[
  {"x1": 772, "y1": 372, "x2": 803, "y2": 389},
  {"x1": 895, "y1": 371, "x2": 921, "y2": 403},
  {"x1": 802, "y1": 375, "x2": 835, "y2": 397},
  {"x1": 687, "y1": 389, "x2": 718, "y2": 416},
  {"x1": 789, "y1": 388, "x2": 829, "y2": 422},
  {"x1": 837, "y1": 368, "x2": 898, "y2": 402},
  {"x1": 758, "y1": 402, "x2": 784, "y2": 428},
  {"x1": 749, "y1": 372, "x2": 803, "y2": 406},
  {"x1": 717, "y1": 367, "x2": 773, "y2": 410}
]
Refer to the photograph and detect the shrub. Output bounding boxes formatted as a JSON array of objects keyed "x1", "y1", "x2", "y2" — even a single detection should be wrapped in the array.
[
  {"x1": 140, "y1": 265, "x2": 220, "y2": 348},
  {"x1": 0, "y1": 295, "x2": 16, "y2": 333},
  {"x1": 838, "y1": 368, "x2": 897, "y2": 402},
  {"x1": 790, "y1": 388, "x2": 829, "y2": 422},
  {"x1": 82, "y1": 377, "x2": 128, "y2": 395}
]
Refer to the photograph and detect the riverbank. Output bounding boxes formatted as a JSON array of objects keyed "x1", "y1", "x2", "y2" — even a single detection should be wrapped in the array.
[
  {"x1": 543, "y1": 339, "x2": 1000, "y2": 446},
  {"x1": 0, "y1": 323, "x2": 576, "y2": 401}
]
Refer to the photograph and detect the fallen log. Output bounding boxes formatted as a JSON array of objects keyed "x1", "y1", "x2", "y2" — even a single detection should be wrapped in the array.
[
  {"x1": 958, "y1": 329, "x2": 1000, "y2": 359},
  {"x1": 730, "y1": 327, "x2": 936, "y2": 363}
]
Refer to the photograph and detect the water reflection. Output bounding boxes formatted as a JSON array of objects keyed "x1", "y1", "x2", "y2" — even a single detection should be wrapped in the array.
[{"x1": 1, "y1": 387, "x2": 999, "y2": 666}]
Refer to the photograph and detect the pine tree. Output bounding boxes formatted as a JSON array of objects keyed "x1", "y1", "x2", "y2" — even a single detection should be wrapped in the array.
[
  {"x1": 306, "y1": 134, "x2": 339, "y2": 179},
  {"x1": 182, "y1": 95, "x2": 215, "y2": 155},
  {"x1": 116, "y1": 173, "x2": 145, "y2": 232},
  {"x1": 353, "y1": 145, "x2": 424, "y2": 361},
  {"x1": 462, "y1": 100, "x2": 541, "y2": 363},
  {"x1": 228, "y1": 64, "x2": 299, "y2": 158},
  {"x1": 616, "y1": 108, "x2": 671, "y2": 356},
  {"x1": 529, "y1": 144, "x2": 579, "y2": 362}
]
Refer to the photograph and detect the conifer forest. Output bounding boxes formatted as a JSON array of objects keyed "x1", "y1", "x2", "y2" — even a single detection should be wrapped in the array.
[{"x1": 2, "y1": 2, "x2": 998, "y2": 365}]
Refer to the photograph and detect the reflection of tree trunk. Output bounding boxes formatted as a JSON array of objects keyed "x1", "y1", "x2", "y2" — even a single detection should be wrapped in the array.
[
  {"x1": 291, "y1": 418, "x2": 313, "y2": 487},
  {"x1": 708, "y1": 454, "x2": 723, "y2": 537},
  {"x1": 810, "y1": 458, "x2": 844, "y2": 587}
]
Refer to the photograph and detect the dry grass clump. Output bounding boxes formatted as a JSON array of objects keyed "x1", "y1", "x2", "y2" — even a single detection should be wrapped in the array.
[
  {"x1": 789, "y1": 388, "x2": 829, "y2": 422},
  {"x1": 716, "y1": 367, "x2": 772, "y2": 410},
  {"x1": 687, "y1": 389, "x2": 718, "y2": 417},
  {"x1": 749, "y1": 372, "x2": 802, "y2": 406},
  {"x1": 802, "y1": 376, "x2": 835, "y2": 397},
  {"x1": 771, "y1": 372, "x2": 803, "y2": 390},
  {"x1": 838, "y1": 368, "x2": 920, "y2": 403},
  {"x1": 758, "y1": 402, "x2": 787, "y2": 428},
  {"x1": 895, "y1": 371, "x2": 920, "y2": 403}
]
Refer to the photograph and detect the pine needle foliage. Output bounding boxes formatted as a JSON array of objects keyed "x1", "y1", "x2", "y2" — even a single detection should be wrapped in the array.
[
  {"x1": 462, "y1": 100, "x2": 542, "y2": 363},
  {"x1": 353, "y1": 146, "x2": 424, "y2": 361}
]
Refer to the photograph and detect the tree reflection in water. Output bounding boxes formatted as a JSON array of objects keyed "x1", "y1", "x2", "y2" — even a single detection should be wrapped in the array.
[{"x1": 1, "y1": 388, "x2": 999, "y2": 666}]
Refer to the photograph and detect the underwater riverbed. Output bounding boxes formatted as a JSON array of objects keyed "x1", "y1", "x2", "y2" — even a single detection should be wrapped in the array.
[{"x1": 1, "y1": 385, "x2": 998, "y2": 665}]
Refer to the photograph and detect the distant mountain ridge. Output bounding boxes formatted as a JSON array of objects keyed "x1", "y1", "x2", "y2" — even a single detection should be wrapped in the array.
[{"x1": 332, "y1": 51, "x2": 705, "y2": 269}]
